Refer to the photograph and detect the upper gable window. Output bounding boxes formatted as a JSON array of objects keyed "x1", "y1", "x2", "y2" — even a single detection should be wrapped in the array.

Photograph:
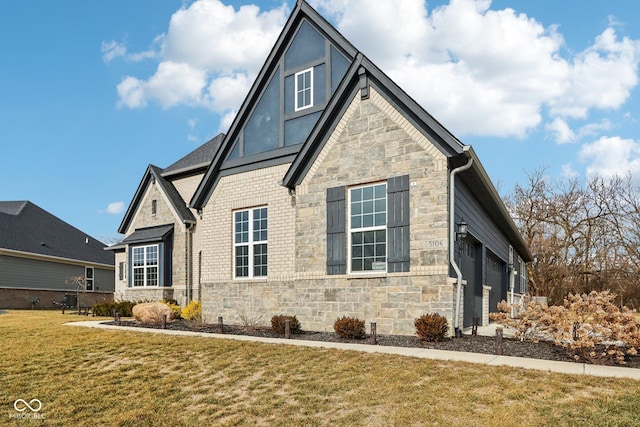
[
  {"x1": 295, "y1": 68, "x2": 313, "y2": 111},
  {"x1": 285, "y1": 20, "x2": 325, "y2": 71}
]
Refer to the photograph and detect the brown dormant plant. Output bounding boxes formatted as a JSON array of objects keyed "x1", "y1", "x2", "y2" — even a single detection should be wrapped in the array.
[{"x1": 491, "y1": 291, "x2": 640, "y2": 365}]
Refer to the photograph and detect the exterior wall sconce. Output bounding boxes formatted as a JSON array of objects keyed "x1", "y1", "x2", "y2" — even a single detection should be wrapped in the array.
[{"x1": 456, "y1": 220, "x2": 468, "y2": 242}]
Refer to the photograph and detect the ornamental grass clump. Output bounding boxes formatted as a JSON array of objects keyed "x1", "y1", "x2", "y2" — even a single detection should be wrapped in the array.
[
  {"x1": 491, "y1": 290, "x2": 640, "y2": 365},
  {"x1": 271, "y1": 315, "x2": 301, "y2": 334},
  {"x1": 334, "y1": 316, "x2": 366, "y2": 339},
  {"x1": 414, "y1": 313, "x2": 449, "y2": 342}
]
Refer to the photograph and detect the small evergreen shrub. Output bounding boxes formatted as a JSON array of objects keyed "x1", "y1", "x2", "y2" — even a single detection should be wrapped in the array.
[
  {"x1": 182, "y1": 301, "x2": 202, "y2": 321},
  {"x1": 114, "y1": 301, "x2": 135, "y2": 317},
  {"x1": 271, "y1": 315, "x2": 301, "y2": 334},
  {"x1": 334, "y1": 316, "x2": 366, "y2": 339},
  {"x1": 92, "y1": 301, "x2": 136, "y2": 317},
  {"x1": 415, "y1": 313, "x2": 449, "y2": 342}
]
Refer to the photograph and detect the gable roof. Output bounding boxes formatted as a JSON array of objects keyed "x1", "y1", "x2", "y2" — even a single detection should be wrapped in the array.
[
  {"x1": 190, "y1": 0, "x2": 358, "y2": 209},
  {"x1": 188, "y1": 0, "x2": 531, "y2": 261},
  {"x1": 279, "y1": 53, "x2": 531, "y2": 261},
  {"x1": 118, "y1": 134, "x2": 224, "y2": 235},
  {"x1": 117, "y1": 165, "x2": 196, "y2": 234},
  {"x1": 0, "y1": 201, "x2": 114, "y2": 266}
]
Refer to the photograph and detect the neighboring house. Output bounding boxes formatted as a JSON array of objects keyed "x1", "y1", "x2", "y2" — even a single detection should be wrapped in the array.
[
  {"x1": 0, "y1": 201, "x2": 114, "y2": 309},
  {"x1": 117, "y1": 0, "x2": 532, "y2": 335},
  {"x1": 110, "y1": 134, "x2": 224, "y2": 304}
]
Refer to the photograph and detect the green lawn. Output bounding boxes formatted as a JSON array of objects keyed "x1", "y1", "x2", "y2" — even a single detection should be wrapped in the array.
[{"x1": 2, "y1": 310, "x2": 639, "y2": 426}]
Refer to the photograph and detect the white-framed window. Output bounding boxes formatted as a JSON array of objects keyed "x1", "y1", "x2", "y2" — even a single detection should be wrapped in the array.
[
  {"x1": 132, "y1": 244, "x2": 159, "y2": 287},
  {"x1": 85, "y1": 267, "x2": 94, "y2": 291},
  {"x1": 234, "y1": 207, "x2": 268, "y2": 278},
  {"x1": 294, "y1": 68, "x2": 313, "y2": 111},
  {"x1": 349, "y1": 183, "x2": 387, "y2": 272}
]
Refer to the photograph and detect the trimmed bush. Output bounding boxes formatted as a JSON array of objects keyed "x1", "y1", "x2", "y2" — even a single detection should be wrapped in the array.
[
  {"x1": 182, "y1": 301, "x2": 202, "y2": 321},
  {"x1": 334, "y1": 316, "x2": 366, "y2": 339},
  {"x1": 415, "y1": 313, "x2": 449, "y2": 342},
  {"x1": 91, "y1": 301, "x2": 135, "y2": 317},
  {"x1": 271, "y1": 315, "x2": 301, "y2": 334}
]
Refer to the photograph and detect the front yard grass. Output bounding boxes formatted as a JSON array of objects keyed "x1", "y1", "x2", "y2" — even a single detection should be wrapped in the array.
[{"x1": 2, "y1": 310, "x2": 640, "y2": 426}]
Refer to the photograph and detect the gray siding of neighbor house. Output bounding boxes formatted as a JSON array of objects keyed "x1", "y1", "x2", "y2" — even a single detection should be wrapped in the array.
[{"x1": 0, "y1": 254, "x2": 114, "y2": 292}]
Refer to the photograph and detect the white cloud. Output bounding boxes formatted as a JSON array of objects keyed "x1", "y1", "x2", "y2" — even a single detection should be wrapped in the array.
[
  {"x1": 112, "y1": 0, "x2": 640, "y2": 141},
  {"x1": 114, "y1": 0, "x2": 288, "y2": 113},
  {"x1": 117, "y1": 76, "x2": 147, "y2": 109},
  {"x1": 101, "y1": 40, "x2": 127, "y2": 63},
  {"x1": 579, "y1": 136, "x2": 640, "y2": 178},
  {"x1": 561, "y1": 164, "x2": 579, "y2": 179},
  {"x1": 313, "y1": 0, "x2": 639, "y2": 138},
  {"x1": 105, "y1": 201, "x2": 125, "y2": 215},
  {"x1": 549, "y1": 28, "x2": 640, "y2": 119},
  {"x1": 546, "y1": 117, "x2": 575, "y2": 144}
]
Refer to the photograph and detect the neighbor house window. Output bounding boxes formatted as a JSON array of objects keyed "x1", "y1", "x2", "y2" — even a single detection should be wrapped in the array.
[
  {"x1": 118, "y1": 262, "x2": 126, "y2": 281},
  {"x1": 234, "y1": 207, "x2": 268, "y2": 278},
  {"x1": 132, "y1": 245, "x2": 159, "y2": 286},
  {"x1": 85, "y1": 267, "x2": 94, "y2": 291},
  {"x1": 349, "y1": 183, "x2": 387, "y2": 272},
  {"x1": 295, "y1": 68, "x2": 313, "y2": 111}
]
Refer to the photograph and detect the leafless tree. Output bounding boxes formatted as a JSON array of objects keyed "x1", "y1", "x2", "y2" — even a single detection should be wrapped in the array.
[{"x1": 506, "y1": 169, "x2": 640, "y2": 308}]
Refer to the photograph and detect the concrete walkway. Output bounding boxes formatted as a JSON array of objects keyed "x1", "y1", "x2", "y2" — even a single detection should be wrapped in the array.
[{"x1": 67, "y1": 320, "x2": 640, "y2": 381}]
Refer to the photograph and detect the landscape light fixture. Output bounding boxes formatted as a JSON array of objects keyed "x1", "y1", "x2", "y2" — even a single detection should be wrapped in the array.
[{"x1": 456, "y1": 220, "x2": 468, "y2": 242}]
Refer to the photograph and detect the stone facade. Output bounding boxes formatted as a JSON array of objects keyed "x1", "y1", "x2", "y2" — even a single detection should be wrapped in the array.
[
  {"x1": 116, "y1": 179, "x2": 196, "y2": 305},
  {"x1": 201, "y1": 88, "x2": 456, "y2": 335}
]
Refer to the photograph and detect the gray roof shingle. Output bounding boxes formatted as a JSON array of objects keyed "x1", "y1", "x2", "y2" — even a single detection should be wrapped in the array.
[
  {"x1": 0, "y1": 201, "x2": 114, "y2": 265},
  {"x1": 162, "y1": 133, "x2": 225, "y2": 177}
]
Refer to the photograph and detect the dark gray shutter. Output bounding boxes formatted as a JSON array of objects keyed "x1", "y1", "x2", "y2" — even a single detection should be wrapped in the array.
[
  {"x1": 387, "y1": 175, "x2": 410, "y2": 272},
  {"x1": 326, "y1": 186, "x2": 346, "y2": 275},
  {"x1": 127, "y1": 249, "x2": 132, "y2": 288}
]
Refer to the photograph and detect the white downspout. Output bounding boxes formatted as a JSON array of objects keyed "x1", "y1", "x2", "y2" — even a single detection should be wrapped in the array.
[{"x1": 450, "y1": 150, "x2": 473, "y2": 337}]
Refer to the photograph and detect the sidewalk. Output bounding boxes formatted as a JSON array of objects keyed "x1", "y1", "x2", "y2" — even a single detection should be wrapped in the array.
[{"x1": 67, "y1": 320, "x2": 640, "y2": 381}]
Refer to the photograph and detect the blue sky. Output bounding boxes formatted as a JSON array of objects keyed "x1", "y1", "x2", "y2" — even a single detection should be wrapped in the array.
[{"x1": 1, "y1": 0, "x2": 639, "y2": 243}]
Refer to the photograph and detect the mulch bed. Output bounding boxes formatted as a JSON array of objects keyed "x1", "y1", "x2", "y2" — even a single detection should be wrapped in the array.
[{"x1": 106, "y1": 319, "x2": 640, "y2": 369}]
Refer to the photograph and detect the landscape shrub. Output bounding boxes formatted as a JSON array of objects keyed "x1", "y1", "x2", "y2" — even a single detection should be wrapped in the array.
[
  {"x1": 334, "y1": 316, "x2": 366, "y2": 339},
  {"x1": 414, "y1": 313, "x2": 449, "y2": 342},
  {"x1": 491, "y1": 290, "x2": 640, "y2": 365},
  {"x1": 91, "y1": 301, "x2": 135, "y2": 317},
  {"x1": 271, "y1": 315, "x2": 301, "y2": 334},
  {"x1": 182, "y1": 301, "x2": 202, "y2": 322},
  {"x1": 161, "y1": 300, "x2": 182, "y2": 319},
  {"x1": 114, "y1": 301, "x2": 135, "y2": 317}
]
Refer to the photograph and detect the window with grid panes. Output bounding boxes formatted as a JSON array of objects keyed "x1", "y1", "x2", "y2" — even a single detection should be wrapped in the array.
[
  {"x1": 132, "y1": 245, "x2": 159, "y2": 286},
  {"x1": 349, "y1": 183, "x2": 386, "y2": 272},
  {"x1": 234, "y1": 207, "x2": 268, "y2": 278}
]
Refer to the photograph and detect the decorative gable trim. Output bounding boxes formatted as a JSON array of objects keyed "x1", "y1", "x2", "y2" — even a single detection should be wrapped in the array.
[
  {"x1": 190, "y1": 0, "x2": 358, "y2": 210},
  {"x1": 282, "y1": 55, "x2": 463, "y2": 189},
  {"x1": 118, "y1": 165, "x2": 195, "y2": 235}
]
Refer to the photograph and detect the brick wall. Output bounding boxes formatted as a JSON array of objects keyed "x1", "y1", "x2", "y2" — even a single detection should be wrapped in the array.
[{"x1": 201, "y1": 88, "x2": 456, "y2": 335}]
